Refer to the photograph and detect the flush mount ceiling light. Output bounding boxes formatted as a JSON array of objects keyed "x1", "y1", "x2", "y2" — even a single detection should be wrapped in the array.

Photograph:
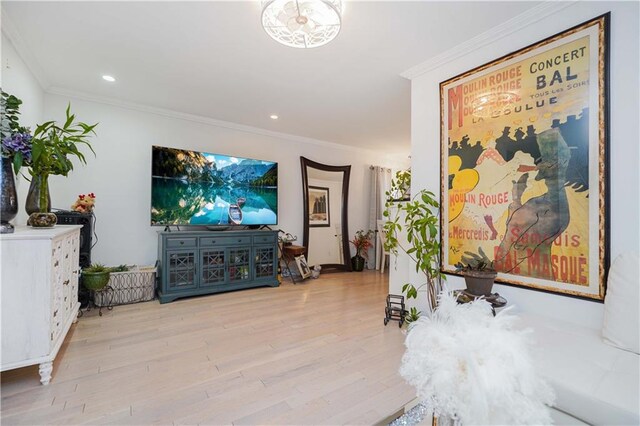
[
  {"x1": 270, "y1": 114, "x2": 279, "y2": 120},
  {"x1": 102, "y1": 75, "x2": 116, "y2": 82},
  {"x1": 261, "y1": 0, "x2": 342, "y2": 49}
]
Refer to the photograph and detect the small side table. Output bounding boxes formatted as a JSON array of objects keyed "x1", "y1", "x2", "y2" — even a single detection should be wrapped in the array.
[
  {"x1": 281, "y1": 244, "x2": 306, "y2": 284},
  {"x1": 454, "y1": 289, "x2": 507, "y2": 316}
]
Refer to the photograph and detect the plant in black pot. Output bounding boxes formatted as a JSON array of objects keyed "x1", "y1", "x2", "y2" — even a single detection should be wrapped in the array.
[
  {"x1": 81, "y1": 263, "x2": 111, "y2": 291},
  {"x1": 350, "y1": 229, "x2": 373, "y2": 272},
  {"x1": 455, "y1": 247, "x2": 497, "y2": 296}
]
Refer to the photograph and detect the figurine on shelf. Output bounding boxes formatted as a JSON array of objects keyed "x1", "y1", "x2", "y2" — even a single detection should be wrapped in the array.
[{"x1": 71, "y1": 192, "x2": 96, "y2": 213}]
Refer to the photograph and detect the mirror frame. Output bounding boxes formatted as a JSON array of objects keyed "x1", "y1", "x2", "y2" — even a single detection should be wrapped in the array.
[{"x1": 300, "y1": 156, "x2": 352, "y2": 272}]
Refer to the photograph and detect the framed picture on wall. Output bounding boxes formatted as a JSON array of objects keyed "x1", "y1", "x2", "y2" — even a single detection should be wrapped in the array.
[
  {"x1": 439, "y1": 13, "x2": 610, "y2": 300},
  {"x1": 308, "y1": 186, "x2": 330, "y2": 227}
]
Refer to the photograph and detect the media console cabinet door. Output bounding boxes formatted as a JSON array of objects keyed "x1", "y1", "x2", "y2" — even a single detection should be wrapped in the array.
[{"x1": 166, "y1": 250, "x2": 198, "y2": 291}]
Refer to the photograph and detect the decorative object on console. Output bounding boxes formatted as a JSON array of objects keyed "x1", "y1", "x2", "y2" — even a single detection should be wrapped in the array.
[
  {"x1": 261, "y1": 0, "x2": 342, "y2": 49},
  {"x1": 349, "y1": 229, "x2": 373, "y2": 272},
  {"x1": 26, "y1": 104, "x2": 98, "y2": 228},
  {"x1": 308, "y1": 186, "x2": 330, "y2": 227},
  {"x1": 400, "y1": 292, "x2": 555, "y2": 425},
  {"x1": 71, "y1": 192, "x2": 96, "y2": 213},
  {"x1": 0, "y1": 92, "x2": 31, "y2": 233},
  {"x1": 440, "y1": 14, "x2": 610, "y2": 301},
  {"x1": 384, "y1": 175, "x2": 443, "y2": 315}
]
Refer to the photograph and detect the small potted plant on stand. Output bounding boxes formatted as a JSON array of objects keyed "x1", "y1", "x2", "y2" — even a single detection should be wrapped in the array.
[
  {"x1": 26, "y1": 104, "x2": 97, "y2": 227},
  {"x1": 350, "y1": 230, "x2": 373, "y2": 272},
  {"x1": 81, "y1": 263, "x2": 111, "y2": 291},
  {"x1": 456, "y1": 247, "x2": 497, "y2": 296}
]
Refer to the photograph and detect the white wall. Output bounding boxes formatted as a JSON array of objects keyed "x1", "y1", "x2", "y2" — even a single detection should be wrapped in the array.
[
  {"x1": 41, "y1": 92, "x2": 396, "y2": 266},
  {"x1": 408, "y1": 2, "x2": 639, "y2": 329},
  {"x1": 1, "y1": 34, "x2": 44, "y2": 225}
]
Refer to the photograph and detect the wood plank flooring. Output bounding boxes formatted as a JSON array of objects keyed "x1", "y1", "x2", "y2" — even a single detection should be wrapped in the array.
[{"x1": 1, "y1": 271, "x2": 415, "y2": 425}]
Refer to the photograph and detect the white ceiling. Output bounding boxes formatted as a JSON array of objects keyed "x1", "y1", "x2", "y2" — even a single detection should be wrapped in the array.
[{"x1": 2, "y1": 1, "x2": 540, "y2": 154}]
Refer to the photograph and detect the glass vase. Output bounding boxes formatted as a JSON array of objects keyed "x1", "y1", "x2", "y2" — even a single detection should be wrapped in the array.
[
  {"x1": 26, "y1": 174, "x2": 57, "y2": 228},
  {"x1": 0, "y1": 157, "x2": 18, "y2": 233},
  {"x1": 25, "y1": 174, "x2": 52, "y2": 215}
]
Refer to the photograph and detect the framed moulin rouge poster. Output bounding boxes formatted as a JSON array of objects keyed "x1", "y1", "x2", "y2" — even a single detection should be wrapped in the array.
[{"x1": 440, "y1": 14, "x2": 609, "y2": 300}]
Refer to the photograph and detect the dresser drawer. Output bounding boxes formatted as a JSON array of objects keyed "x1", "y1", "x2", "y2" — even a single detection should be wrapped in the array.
[
  {"x1": 253, "y1": 234, "x2": 276, "y2": 244},
  {"x1": 200, "y1": 236, "x2": 252, "y2": 247},
  {"x1": 165, "y1": 237, "x2": 197, "y2": 249}
]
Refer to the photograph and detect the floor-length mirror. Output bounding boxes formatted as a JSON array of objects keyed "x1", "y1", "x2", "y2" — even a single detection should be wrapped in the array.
[{"x1": 300, "y1": 157, "x2": 351, "y2": 272}]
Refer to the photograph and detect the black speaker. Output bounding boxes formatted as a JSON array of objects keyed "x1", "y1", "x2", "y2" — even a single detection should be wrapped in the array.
[{"x1": 55, "y1": 211, "x2": 93, "y2": 308}]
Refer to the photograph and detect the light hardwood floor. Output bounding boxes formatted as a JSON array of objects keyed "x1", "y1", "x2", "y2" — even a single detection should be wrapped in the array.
[{"x1": 1, "y1": 271, "x2": 415, "y2": 425}]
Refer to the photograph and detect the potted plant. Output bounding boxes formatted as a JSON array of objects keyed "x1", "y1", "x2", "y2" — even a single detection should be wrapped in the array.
[
  {"x1": 81, "y1": 263, "x2": 111, "y2": 291},
  {"x1": 26, "y1": 104, "x2": 98, "y2": 227},
  {"x1": 350, "y1": 229, "x2": 374, "y2": 272},
  {"x1": 0, "y1": 92, "x2": 31, "y2": 233},
  {"x1": 384, "y1": 170, "x2": 444, "y2": 317},
  {"x1": 455, "y1": 247, "x2": 497, "y2": 296}
]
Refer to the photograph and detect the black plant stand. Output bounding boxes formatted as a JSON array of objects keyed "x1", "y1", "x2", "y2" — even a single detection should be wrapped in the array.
[
  {"x1": 384, "y1": 294, "x2": 406, "y2": 327},
  {"x1": 78, "y1": 286, "x2": 114, "y2": 317}
]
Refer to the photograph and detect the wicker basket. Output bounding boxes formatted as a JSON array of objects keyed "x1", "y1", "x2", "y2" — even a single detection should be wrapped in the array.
[{"x1": 94, "y1": 265, "x2": 156, "y2": 307}]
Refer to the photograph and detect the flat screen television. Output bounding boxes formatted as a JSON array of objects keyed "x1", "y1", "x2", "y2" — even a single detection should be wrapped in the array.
[{"x1": 151, "y1": 146, "x2": 278, "y2": 226}]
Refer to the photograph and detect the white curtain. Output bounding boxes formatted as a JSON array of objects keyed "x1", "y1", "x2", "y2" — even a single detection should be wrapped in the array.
[{"x1": 367, "y1": 166, "x2": 391, "y2": 269}]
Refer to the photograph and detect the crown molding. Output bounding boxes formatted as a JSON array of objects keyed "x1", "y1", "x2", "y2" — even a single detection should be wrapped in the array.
[
  {"x1": 1, "y1": 6, "x2": 51, "y2": 90},
  {"x1": 400, "y1": 0, "x2": 576, "y2": 80},
  {"x1": 47, "y1": 86, "x2": 384, "y2": 156}
]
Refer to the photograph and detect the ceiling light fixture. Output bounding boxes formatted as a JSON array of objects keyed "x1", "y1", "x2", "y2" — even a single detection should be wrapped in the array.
[
  {"x1": 102, "y1": 75, "x2": 116, "y2": 82},
  {"x1": 270, "y1": 114, "x2": 279, "y2": 120},
  {"x1": 261, "y1": 0, "x2": 342, "y2": 49}
]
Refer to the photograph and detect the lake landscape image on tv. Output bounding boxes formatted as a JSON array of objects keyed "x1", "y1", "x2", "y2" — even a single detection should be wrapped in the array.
[{"x1": 151, "y1": 146, "x2": 277, "y2": 226}]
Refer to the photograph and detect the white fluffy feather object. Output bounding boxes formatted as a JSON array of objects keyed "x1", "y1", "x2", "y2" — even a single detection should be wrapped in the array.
[{"x1": 399, "y1": 292, "x2": 555, "y2": 425}]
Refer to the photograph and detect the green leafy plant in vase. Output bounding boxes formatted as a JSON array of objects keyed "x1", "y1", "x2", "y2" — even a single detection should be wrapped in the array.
[
  {"x1": 383, "y1": 170, "x2": 445, "y2": 319},
  {"x1": 26, "y1": 104, "x2": 98, "y2": 227},
  {"x1": 81, "y1": 263, "x2": 111, "y2": 291},
  {"x1": 350, "y1": 229, "x2": 374, "y2": 272}
]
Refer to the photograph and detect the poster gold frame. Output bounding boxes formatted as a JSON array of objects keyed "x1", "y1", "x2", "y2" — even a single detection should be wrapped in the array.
[{"x1": 439, "y1": 14, "x2": 610, "y2": 301}]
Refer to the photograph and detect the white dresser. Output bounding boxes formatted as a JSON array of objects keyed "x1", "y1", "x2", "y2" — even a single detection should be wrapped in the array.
[{"x1": 1, "y1": 225, "x2": 82, "y2": 384}]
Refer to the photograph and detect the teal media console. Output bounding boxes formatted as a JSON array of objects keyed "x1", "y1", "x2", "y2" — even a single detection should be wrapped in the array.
[{"x1": 157, "y1": 230, "x2": 279, "y2": 303}]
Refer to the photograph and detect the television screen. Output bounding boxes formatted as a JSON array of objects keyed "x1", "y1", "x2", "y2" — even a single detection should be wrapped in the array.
[{"x1": 151, "y1": 146, "x2": 278, "y2": 226}]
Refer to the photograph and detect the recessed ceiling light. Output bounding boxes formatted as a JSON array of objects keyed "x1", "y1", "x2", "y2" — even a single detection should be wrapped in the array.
[
  {"x1": 270, "y1": 114, "x2": 279, "y2": 120},
  {"x1": 102, "y1": 75, "x2": 116, "y2": 82}
]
